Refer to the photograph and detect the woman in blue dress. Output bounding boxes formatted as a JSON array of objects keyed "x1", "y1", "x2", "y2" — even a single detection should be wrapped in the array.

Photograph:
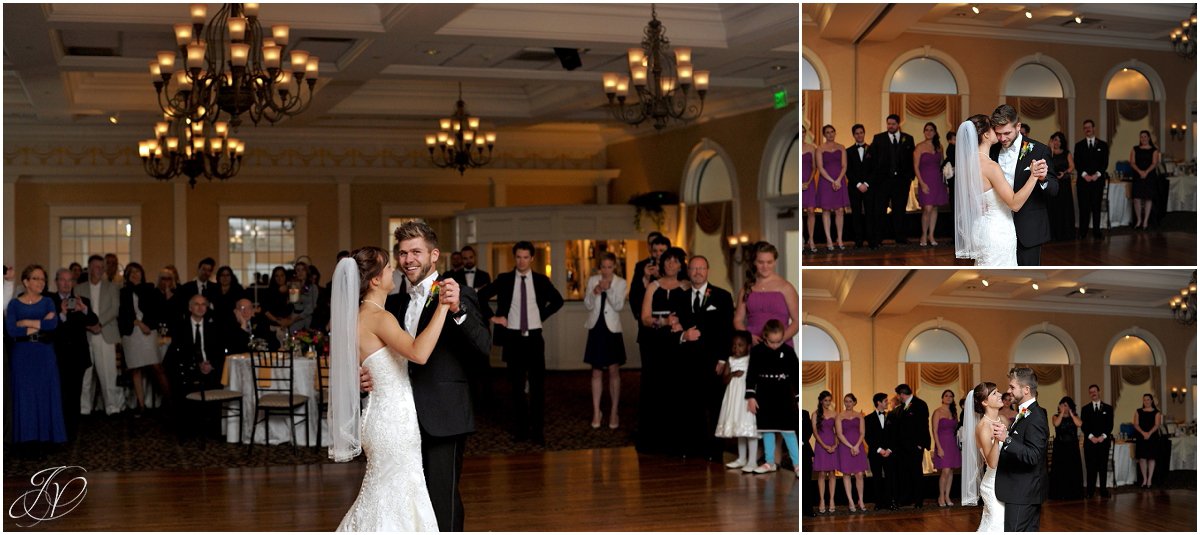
[{"x1": 5, "y1": 264, "x2": 66, "y2": 444}]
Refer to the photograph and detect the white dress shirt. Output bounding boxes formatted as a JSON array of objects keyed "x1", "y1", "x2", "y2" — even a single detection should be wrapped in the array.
[
  {"x1": 690, "y1": 282, "x2": 709, "y2": 313},
  {"x1": 192, "y1": 318, "x2": 208, "y2": 362},
  {"x1": 404, "y1": 271, "x2": 439, "y2": 335},
  {"x1": 506, "y1": 270, "x2": 543, "y2": 331},
  {"x1": 463, "y1": 268, "x2": 476, "y2": 288},
  {"x1": 89, "y1": 281, "x2": 103, "y2": 317}
]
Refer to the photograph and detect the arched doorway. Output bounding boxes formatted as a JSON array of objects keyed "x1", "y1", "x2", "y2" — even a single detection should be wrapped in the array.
[
  {"x1": 1010, "y1": 325, "x2": 1081, "y2": 438},
  {"x1": 1001, "y1": 55, "x2": 1075, "y2": 145},
  {"x1": 1104, "y1": 328, "x2": 1168, "y2": 431},
  {"x1": 759, "y1": 109, "x2": 799, "y2": 293},
  {"x1": 682, "y1": 139, "x2": 738, "y2": 291}
]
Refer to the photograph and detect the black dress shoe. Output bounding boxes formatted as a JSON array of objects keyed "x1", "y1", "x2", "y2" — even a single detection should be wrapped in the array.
[
  {"x1": 1086, "y1": 490, "x2": 1094, "y2": 499},
  {"x1": 1094, "y1": 231, "x2": 1104, "y2": 240},
  {"x1": 1100, "y1": 490, "x2": 1110, "y2": 498}
]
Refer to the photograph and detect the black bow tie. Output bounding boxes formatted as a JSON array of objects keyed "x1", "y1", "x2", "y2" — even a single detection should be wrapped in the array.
[{"x1": 464, "y1": 269, "x2": 475, "y2": 273}]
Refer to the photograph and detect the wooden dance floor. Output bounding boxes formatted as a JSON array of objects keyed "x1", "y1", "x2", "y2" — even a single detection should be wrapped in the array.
[
  {"x1": 801, "y1": 489, "x2": 1196, "y2": 532},
  {"x1": 801, "y1": 230, "x2": 1196, "y2": 266},
  {"x1": 3, "y1": 446, "x2": 798, "y2": 531}
]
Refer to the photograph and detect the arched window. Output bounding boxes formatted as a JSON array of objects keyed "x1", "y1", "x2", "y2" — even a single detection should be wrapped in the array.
[
  {"x1": 905, "y1": 328, "x2": 970, "y2": 404},
  {"x1": 683, "y1": 141, "x2": 736, "y2": 292},
  {"x1": 1013, "y1": 332, "x2": 1074, "y2": 436},
  {"x1": 1004, "y1": 63, "x2": 1068, "y2": 142},
  {"x1": 890, "y1": 58, "x2": 957, "y2": 94},
  {"x1": 802, "y1": 322, "x2": 845, "y2": 422},
  {"x1": 802, "y1": 324, "x2": 839, "y2": 361},
  {"x1": 1006, "y1": 64, "x2": 1064, "y2": 98},
  {"x1": 1108, "y1": 334, "x2": 1161, "y2": 430},
  {"x1": 1105, "y1": 68, "x2": 1160, "y2": 166},
  {"x1": 780, "y1": 135, "x2": 799, "y2": 196},
  {"x1": 906, "y1": 328, "x2": 969, "y2": 362},
  {"x1": 802, "y1": 57, "x2": 820, "y2": 91}
]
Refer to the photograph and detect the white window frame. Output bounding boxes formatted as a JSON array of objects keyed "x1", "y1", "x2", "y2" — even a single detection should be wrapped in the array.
[
  {"x1": 218, "y1": 204, "x2": 308, "y2": 282},
  {"x1": 48, "y1": 204, "x2": 142, "y2": 274}
]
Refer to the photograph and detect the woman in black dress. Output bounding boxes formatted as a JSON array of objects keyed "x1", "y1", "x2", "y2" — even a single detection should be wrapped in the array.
[
  {"x1": 637, "y1": 247, "x2": 689, "y2": 454},
  {"x1": 210, "y1": 265, "x2": 246, "y2": 318},
  {"x1": 1049, "y1": 396, "x2": 1084, "y2": 499},
  {"x1": 1133, "y1": 393, "x2": 1163, "y2": 488},
  {"x1": 583, "y1": 252, "x2": 627, "y2": 429},
  {"x1": 1048, "y1": 132, "x2": 1076, "y2": 241},
  {"x1": 262, "y1": 265, "x2": 295, "y2": 332},
  {"x1": 1129, "y1": 130, "x2": 1160, "y2": 231}
]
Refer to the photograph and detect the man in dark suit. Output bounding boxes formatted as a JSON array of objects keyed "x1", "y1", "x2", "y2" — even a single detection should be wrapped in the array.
[
  {"x1": 989, "y1": 104, "x2": 1057, "y2": 265},
  {"x1": 629, "y1": 232, "x2": 668, "y2": 320},
  {"x1": 846, "y1": 123, "x2": 874, "y2": 248},
  {"x1": 864, "y1": 392, "x2": 895, "y2": 510},
  {"x1": 1080, "y1": 383, "x2": 1114, "y2": 498},
  {"x1": 164, "y1": 294, "x2": 224, "y2": 435},
  {"x1": 177, "y1": 257, "x2": 218, "y2": 314},
  {"x1": 867, "y1": 114, "x2": 916, "y2": 246},
  {"x1": 892, "y1": 383, "x2": 930, "y2": 507},
  {"x1": 365, "y1": 220, "x2": 491, "y2": 532},
  {"x1": 993, "y1": 367, "x2": 1049, "y2": 531},
  {"x1": 450, "y1": 245, "x2": 491, "y2": 291},
  {"x1": 676, "y1": 256, "x2": 734, "y2": 460},
  {"x1": 478, "y1": 241, "x2": 564, "y2": 445},
  {"x1": 802, "y1": 408, "x2": 815, "y2": 517},
  {"x1": 1074, "y1": 119, "x2": 1110, "y2": 240},
  {"x1": 46, "y1": 267, "x2": 97, "y2": 441}
]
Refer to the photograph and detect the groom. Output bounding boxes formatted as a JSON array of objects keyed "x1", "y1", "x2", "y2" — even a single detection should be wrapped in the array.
[
  {"x1": 988, "y1": 104, "x2": 1057, "y2": 266},
  {"x1": 992, "y1": 367, "x2": 1049, "y2": 532},
  {"x1": 362, "y1": 220, "x2": 492, "y2": 531}
]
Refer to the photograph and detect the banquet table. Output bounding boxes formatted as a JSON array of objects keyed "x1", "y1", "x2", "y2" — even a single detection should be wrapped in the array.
[
  {"x1": 1166, "y1": 175, "x2": 1196, "y2": 212},
  {"x1": 1106, "y1": 181, "x2": 1132, "y2": 227},
  {"x1": 1106, "y1": 441, "x2": 1137, "y2": 487},
  {"x1": 222, "y1": 353, "x2": 328, "y2": 446},
  {"x1": 1169, "y1": 435, "x2": 1197, "y2": 470}
]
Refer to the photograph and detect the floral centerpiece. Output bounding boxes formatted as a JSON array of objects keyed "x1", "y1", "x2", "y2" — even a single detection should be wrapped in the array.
[{"x1": 293, "y1": 328, "x2": 327, "y2": 356}]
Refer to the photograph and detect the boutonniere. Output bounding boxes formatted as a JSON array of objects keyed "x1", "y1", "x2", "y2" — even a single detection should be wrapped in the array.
[
  {"x1": 424, "y1": 281, "x2": 442, "y2": 308},
  {"x1": 1016, "y1": 406, "x2": 1030, "y2": 422},
  {"x1": 1018, "y1": 141, "x2": 1033, "y2": 161},
  {"x1": 702, "y1": 287, "x2": 712, "y2": 306}
]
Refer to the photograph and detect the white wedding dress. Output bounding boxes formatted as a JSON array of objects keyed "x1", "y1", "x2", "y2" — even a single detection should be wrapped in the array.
[
  {"x1": 973, "y1": 186, "x2": 1019, "y2": 266},
  {"x1": 977, "y1": 443, "x2": 1006, "y2": 532},
  {"x1": 336, "y1": 347, "x2": 439, "y2": 532}
]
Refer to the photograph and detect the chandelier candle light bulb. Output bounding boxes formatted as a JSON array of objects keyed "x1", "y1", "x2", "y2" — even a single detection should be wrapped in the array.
[
  {"x1": 228, "y1": 16, "x2": 247, "y2": 41},
  {"x1": 174, "y1": 23, "x2": 193, "y2": 46},
  {"x1": 305, "y1": 57, "x2": 319, "y2": 78},
  {"x1": 186, "y1": 42, "x2": 206, "y2": 70},
  {"x1": 290, "y1": 50, "x2": 309, "y2": 74},
  {"x1": 243, "y1": 3, "x2": 258, "y2": 17},
  {"x1": 230, "y1": 43, "x2": 250, "y2": 67},
  {"x1": 158, "y1": 51, "x2": 177, "y2": 73},
  {"x1": 190, "y1": 3, "x2": 207, "y2": 23}
]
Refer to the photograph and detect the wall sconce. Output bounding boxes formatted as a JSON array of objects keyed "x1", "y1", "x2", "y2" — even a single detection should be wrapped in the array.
[
  {"x1": 1170, "y1": 123, "x2": 1188, "y2": 140},
  {"x1": 727, "y1": 234, "x2": 753, "y2": 265},
  {"x1": 1171, "y1": 386, "x2": 1188, "y2": 403}
]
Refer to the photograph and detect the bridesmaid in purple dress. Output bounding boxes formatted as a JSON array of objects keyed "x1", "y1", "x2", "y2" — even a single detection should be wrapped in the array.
[
  {"x1": 816, "y1": 124, "x2": 850, "y2": 250},
  {"x1": 836, "y1": 393, "x2": 869, "y2": 512},
  {"x1": 802, "y1": 125, "x2": 819, "y2": 253},
  {"x1": 811, "y1": 391, "x2": 840, "y2": 514},
  {"x1": 931, "y1": 389, "x2": 962, "y2": 507},
  {"x1": 913, "y1": 122, "x2": 949, "y2": 247},
  {"x1": 734, "y1": 242, "x2": 798, "y2": 348}
]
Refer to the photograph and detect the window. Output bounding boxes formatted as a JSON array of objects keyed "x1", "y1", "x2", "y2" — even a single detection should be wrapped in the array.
[
  {"x1": 890, "y1": 58, "x2": 957, "y2": 94},
  {"x1": 780, "y1": 134, "x2": 799, "y2": 196},
  {"x1": 59, "y1": 217, "x2": 132, "y2": 270},
  {"x1": 227, "y1": 217, "x2": 296, "y2": 286}
]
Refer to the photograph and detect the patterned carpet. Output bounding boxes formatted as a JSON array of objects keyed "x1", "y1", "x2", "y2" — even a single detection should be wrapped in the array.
[{"x1": 3, "y1": 370, "x2": 645, "y2": 476}]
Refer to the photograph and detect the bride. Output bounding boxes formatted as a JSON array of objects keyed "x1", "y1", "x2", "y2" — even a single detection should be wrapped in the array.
[
  {"x1": 964, "y1": 381, "x2": 1009, "y2": 532},
  {"x1": 953, "y1": 114, "x2": 1042, "y2": 266},
  {"x1": 328, "y1": 246, "x2": 459, "y2": 531}
]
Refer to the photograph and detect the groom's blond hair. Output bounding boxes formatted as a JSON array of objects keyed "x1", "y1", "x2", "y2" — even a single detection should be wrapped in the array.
[{"x1": 1008, "y1": 367, "x2": 1038, "y2": 396}]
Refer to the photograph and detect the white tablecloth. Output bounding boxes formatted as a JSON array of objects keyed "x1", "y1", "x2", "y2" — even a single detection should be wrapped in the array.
[
  {"x1": 223, "y1": 354, "x2": 327, "y2": 446},
  {"x1": 1167, "y1": 175, "x2": 1196, "y2": 212},
  {"x1": 1107, "y1": 182, "x2": 1132, "y2": 227},
  {"x1": 1108, "y1": 442, "x2": 1137, "y2": 487},
  {"x1": 1169, "y1": 435, "x2": 1197, "y2": 470}
]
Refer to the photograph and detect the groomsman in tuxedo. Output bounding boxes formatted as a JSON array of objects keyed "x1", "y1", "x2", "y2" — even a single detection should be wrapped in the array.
[
  {"x1": 451, "y1": 246, "x2": 491, "y2": 290},
  {"x1": 864, "y1": 392, "x2": 895, "y2": 509},
  {"x1": 892, "y1": 383, "x2": 930, "y2": 507},
  {"x1": 1081, "y1": 384, "x2": 1114, "y2": 498},
  {"x1": 1074, "y1": 120, "x2": 1110, "y2": 240},
  {"x1": 846, "y1": 123, "x2": 874, "y2": 248},
  {"x1": 177, "y1": 257, "x2": 218, "y2": 313},
  {"x1": 867, "y1": 114, "x2": 916, "y2": 246},
  {"x1": 676, "y1": 256, "x2": 734, "y2": 460},
  {"x1": 802, "y1": 409, "x2": 815, "y2": 517}
]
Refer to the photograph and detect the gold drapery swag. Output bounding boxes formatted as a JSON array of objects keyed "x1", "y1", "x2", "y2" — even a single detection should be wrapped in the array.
[
  {"x1": 803, "y1": 361, "x2": 842, "y2": 409},
  {"x1": 1004, "y1": 96, "x2": 1070, "y2": 138},
  {"x1": 889, "y1": 93, "x2": 961, "y2": 135},
  {"x1": 1109, "y1": 365, "x2": 1161, "y2": 408},
  {"x1": 1107, "y1": 100, "x2": 1159, "y2": 148},
  {"x1": 906, "y1": 362, "x2": 972, "y2": 400},
  {"x1": 803, "y1": 90, "x2": 823, "y2": 142}
]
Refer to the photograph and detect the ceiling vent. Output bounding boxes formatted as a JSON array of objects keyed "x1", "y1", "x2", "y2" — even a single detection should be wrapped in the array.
[
  {"x1": 66, "y1": 46, "x2": 116, "y2": 57},
  {"x1": 510, "y1": 48, "x2": 561, "y2": 62}
]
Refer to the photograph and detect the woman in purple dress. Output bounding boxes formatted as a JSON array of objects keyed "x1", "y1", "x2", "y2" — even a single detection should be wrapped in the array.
[
  {"x1": 914, "y1": 122, "x2": 949, "y2": 247},
  {"x1": 836, "y1": 393, "x2": 869, "y2": 512},
  {"x1": 816, "y1": 124, "x2": 850, "y2": 250},
  {"x1": 734, "y1": 242, "x2": 798, "y2": 347},
  {"x1": 932, "y1": 389, "x2": 961, "y2": 507},
  {"x1": 812, "y1": 390, "x2": 840, "y2": 514},
  {"x1": 802, "y1": 125, "x2": 819, "y2": 253}
]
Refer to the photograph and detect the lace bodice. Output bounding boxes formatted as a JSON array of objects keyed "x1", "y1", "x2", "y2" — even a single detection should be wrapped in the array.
[{"x1": 972, "y1": 188, "x2": 1018, "y2": 266}]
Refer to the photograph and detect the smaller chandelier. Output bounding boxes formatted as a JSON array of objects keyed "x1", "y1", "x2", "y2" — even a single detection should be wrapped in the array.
[
  {"x1": 602, "y1": 4, "x2": 710, "y2": 130},
  {"x1": 1168, "y1": 270, "x2": 1197, "y2": 324},
  {"x1": 1169, "y1": 10, "x2": 1196, "y2": 59},
  {"x1": 138, "y1": 114, "x2": 244, "y2": 188},
  {"x1": 425, "y1": 83, "x2": 496, "y2": 175}
]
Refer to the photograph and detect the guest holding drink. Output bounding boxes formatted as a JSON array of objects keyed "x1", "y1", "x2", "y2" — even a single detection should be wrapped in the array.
[
  {"x1": 836, "y1": 393, "x2": 868, "y2": 513},
  {"x1": 932, "y1": 389, "x2": 961, "y2": 507},
  {"x1": 816, "y1": 124, "x2": 849, "y2": 251},
  {"x1": 914, "y1": 122, "x2": 948, "y2": 247},
  {"x1": 582, "y1": 252, "x2": 627, "y2": 429},
  {"x1": 1049, "y1": 396, "x2": 1084, "y2": 500},
  {"x1": 812, "y1": 390, "x2": 840, "y2": 513},
  {"x1": 1047, "y1": 132, "x2": 1076, "y2": 241},
  {"x1": 118, "y1": 263, "x2": 169, "y2": 416},
  {"x1": 1133, "y1": 393, "x2": 1163, "y2": 488},
  {"x1": 1129, "y1": 130, "x2": 1160, "y2": 231},
  {"x1": 802, "y1": 125, "x2": 819, "y2": 253}
]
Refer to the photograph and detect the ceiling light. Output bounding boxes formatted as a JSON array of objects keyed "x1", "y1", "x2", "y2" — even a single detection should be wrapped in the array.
[
  {"x1": 770, "y1": 64, "x2": 786, "y2": 71},
  {"x1": 108, "y1": 114, "x2": 119, "y2": 125},
  {"x1": 971, "y1": 5, "x2": 980, "y2": 14},
  {"x1": 1032, "y1": 283, "x2": 1040, "y2": 290},
  {"x1": 981, "y1": 279, "x2": 989, "y2": 287},
  {"x1": 1025, "y1": 11, "x2": 1033, "y2": 19},
  {"x1": 1079, "y1": 287, "x2": 1087, "y2": 294},
  {"x1": 425, "y1": 48, "x2": 440, "y2": 56},
  {"x1": 1075, "y1": 16, "x2": 1082, "y2": 24}
]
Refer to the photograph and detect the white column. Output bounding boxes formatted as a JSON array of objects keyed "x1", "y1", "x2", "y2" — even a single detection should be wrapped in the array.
[
  {"x1": 174, "y1": 181, "x2": 187, "y2": 268},
  {"x1": 337, "y1": 178, "x2": 351, "y2": 252}
]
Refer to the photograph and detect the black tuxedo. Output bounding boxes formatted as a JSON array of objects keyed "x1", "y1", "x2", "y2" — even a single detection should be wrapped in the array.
[
  {"x1": 164, "y1": 315, "x2": 225, "y2": 393},
  {"x1": 893, "y1": 396, "x2": 930, "y2": 506},
  {"x1": 676, "y1": 284, "x2": 734, "y2": 458},
  {"x1": 385, "y1": 273, "x2": 490, "y2": 532},
  {"x1": 1074, "y1": 138, "x2": 1110, "y2": 237},
  {"x1": 1080, "y1": 400, "x2": 1114, "y2": 495},
  {"x1": 864, "y1": 408, "x2": 893, "y2": 507},
  {"x1": 44, "y1": 291, "x2": 98, "y2": 440},
  {"x1": 997, "y1": 401, "x2": 1050, "y2": 531},
  {"x1": 989, "y1": 137, "x2": 1059, "y2": 265},
  {"x1": 449, "y1": 267, "x2": 491, "y2": 291},
  {"x1": 846, "y1": 142, "x2": 874, "y2": 245},
  {"x1": 868, "y1": 131, "x2": 916, "y2": 243},
  {"x1": 176, "y1": 279, "x2": 219, "y2": 316},
  {"x1": 802, "y1": 409, "x2": 815, "y2": 516},
  {"x1": 629, "y1": 257, "x2": 655, "y2": 322}
]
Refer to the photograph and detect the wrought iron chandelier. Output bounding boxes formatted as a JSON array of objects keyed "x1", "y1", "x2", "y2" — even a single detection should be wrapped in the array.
[
  {"x1": 1168, "y1": 270, "x2": 1196, "y2": 324},
  {"x1": 601, "y1": 4, "x2": 710, "y2": 130},
  {"x1": 424, "y1": 83, "x2": 496, "y2": 175},
  {"x1": 138, "y1": 115, "x2": 244, "y2": 188},
  {"x1": 149, "y1": 3, "x2": 318, "y2": 128},
  {"x1": 1169, "y1": 10, "x2": 1196, "y2": 59}
]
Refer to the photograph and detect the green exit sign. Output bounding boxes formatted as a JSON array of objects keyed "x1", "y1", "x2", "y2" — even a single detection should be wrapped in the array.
[{"x1": 773, "y1": 88, "x2": 789, "y2": 109}]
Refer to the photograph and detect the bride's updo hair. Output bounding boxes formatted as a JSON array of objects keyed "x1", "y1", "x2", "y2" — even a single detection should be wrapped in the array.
[
  {"x1": 351, "y1": 246, "x2": 390, "y2": 301},
  {"x1": 973, "y1": 381, "x2": 997, "y2": 414},
  {"x1": 968, "y1": 114, "x2": 993, "y2": 145}
]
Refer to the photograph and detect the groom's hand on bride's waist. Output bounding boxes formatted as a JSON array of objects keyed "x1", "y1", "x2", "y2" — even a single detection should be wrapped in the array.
[{"x1": 360, "y1": 366, "x2": 374, "y2": 393}]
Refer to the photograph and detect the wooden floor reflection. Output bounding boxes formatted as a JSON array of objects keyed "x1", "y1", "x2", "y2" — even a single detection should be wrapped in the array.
[{"x1": 3, "y1": 446, "x2": 798, "y2": 531}]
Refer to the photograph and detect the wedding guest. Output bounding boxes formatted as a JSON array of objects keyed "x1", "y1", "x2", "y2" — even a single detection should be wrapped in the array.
[
  {"x1": 449, "y1": 250, "x2": 464, "y2": 274},
  {"x1": 944, "y1": 130, "x2": 957, "y2": 222},
  {"x1": 1129, "y1": 130, "x2": 1160, "y2": 230},
  {"x1": 451, "y1": 245, "x2": 492, "y2": 290},
  {"x1": 836, "y1": 393, "x2": 868, "y2": 513},
  {"x1": 1000, "y1": 392, "x2": 1018, "y2": 420},
  {"x1": 582, "y1": 252, "x2": 626, "y2": 429},
  {"x1": 1081, "y1": 384, "x2": 1113, "y2": 498},
  {"x1": 7, "y1": 265, "x2": 67, "y2": 446},
  {"x1": 103, "y1": 253, "x2": 123, "y2": 286},
  {"x1": 867, "y1": 114, "x2": 916, "y2": 246},
  {"x1": 209, "y1": 265, "x2": 245, "y2": 318},
  {"x1": 864, "y1": 392, "x2": 895, "y2": 510},
  {"x1": 309, "y1": 265, "x2": 330, "y2": 332},
  {"x1": 816, "y1": 124, "x2": 849, "y2": 251},
  {"x1": 163, "y1": 294, "x2": 223, "y2": 436},
  {"x1": 1133, "y1": 393, "x2": 1163, "y2": 488},
  {"x1": 811, "y1": 390, "x2": 840, "y2": 513},
  {"x1": 479, "y1": 241, "x2": 564, "y2": 446},
  {"x1": 846, "y1": 123, "x2": 874, "y2": 248},
  {"x1": 678, "y1": 255, "x2": 735, "y2": 460},
  {"x1": 802, "y1": 125, "x2": 819, "y2": 252},
  {"x1": 734, "y1": 242, "x2": 798, "y2": 346},
  {"x1": 118, "y1": 263, "x2": 168, "y2": 417},
  {"x1": 716, "y1": 331, "x2": 757, "y2": 470},
  {"x1": 69, "y1": 262, "x2": 85, "y2": 286},
  {"x1": 45, "y1": 268, "x2": 96, "y2": 441},
  {"x1": 1049, "y1": 396, "x2": 1084, "y2": 500},
  {"x1": 932, "y1": 389, "x2": 961, "y2": 507},
  {"x1": 802, "y1": 408, "x2": 815, "y2": 517},
  {"x1": 77, "y1": 255, "x2": 124, "y2": 415},
  {"x1": 1048, "y1": 132, "x2": 1076, "y2": 241},
  {"x1": 288, "y1": 261, "x2": 318, "y2": 333},
  {"x1": 177, "y1": 257, "x2": 217, "y2": 311},
  {"x1": 156, "y1": 267, "x2": 184, "y2": 326},
  {"x1": 1074, "y1": 120, "x2": 1109, "y2": 240},
  {"x1": 631, "y1": 246, "x2": 688, "y2": 454},
  {"x1": 1020, "y1": 123, "x2": 1031, "y2": 137},
  {"x1": 893, "y1": 383, "x2": 930, "y2": 508},
  {"x1": 914, "y1": 122, "x2": 948, "y2": 247},
  {"x1": 262, "y1": 266, "x2": 295, "y2": 332}
]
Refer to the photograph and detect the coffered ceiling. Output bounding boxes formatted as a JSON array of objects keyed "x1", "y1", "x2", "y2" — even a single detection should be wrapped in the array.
[
  {"x1": 3, "y1": 3, "x2": 799, "y2": 151},
  {"x1": 803, "y1": 269, "x2": 1196, "y2": 319}
]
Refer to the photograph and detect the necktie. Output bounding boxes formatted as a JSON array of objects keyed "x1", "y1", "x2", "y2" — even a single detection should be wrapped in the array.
[
  {"x1": 199, "y1": 281, "x2": 205, "y2": 294},
  {"x1": 519, "y1": 275, "x2": 528, "y2": 335},
  {"x1": 1089, "y1": 140, "x2": 1093, "y2": 149},
  {"x1": 194, "y1": 322, "x2": 205, "y2": 362},
  {"x1": 1094, "y1": 402, "x2": 1099, "y2": 412},
  {"x1": 693, "y1": 289, "x2": 701, "y2": 313}
]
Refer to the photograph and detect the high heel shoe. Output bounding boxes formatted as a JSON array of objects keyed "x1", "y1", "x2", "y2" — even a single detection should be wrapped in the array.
[
  {"x1": 848, "y1": 505, "x2": 857, "y2": 513},
  {"x1": 930, "y1": 239, "x2": 939, "y2": 246},
  {"x1": 608, "y1": 416, "x2": 619, "y2": 429}
]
